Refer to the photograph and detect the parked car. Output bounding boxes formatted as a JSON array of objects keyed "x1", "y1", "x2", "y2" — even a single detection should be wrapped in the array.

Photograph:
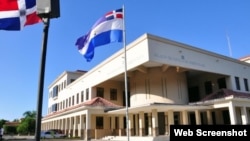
[{"x1": 40, "y1": 130, "x2": 67, "y2": 139}]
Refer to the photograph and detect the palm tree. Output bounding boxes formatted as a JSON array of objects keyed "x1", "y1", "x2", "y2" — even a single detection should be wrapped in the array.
[{"x1": 23, "y1": 111, "x2": 36, "y2": 119}]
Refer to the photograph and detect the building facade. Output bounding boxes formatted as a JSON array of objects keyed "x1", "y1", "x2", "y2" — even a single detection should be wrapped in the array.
[{"x1": 41, "y1": 33, "x2": 250, "y2": 140}]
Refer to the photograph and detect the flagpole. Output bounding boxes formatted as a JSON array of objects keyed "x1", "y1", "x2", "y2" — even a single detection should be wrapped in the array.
[
  {"x1": 122, "y1": 5, "x2": 130, "y2": 141},
  {"x1": 35, "y1": 16, "x2": 50, "y2": 141}
]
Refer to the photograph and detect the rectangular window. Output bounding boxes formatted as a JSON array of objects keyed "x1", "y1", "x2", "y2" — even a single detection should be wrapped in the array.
[
  {"x1": 76, "y1": 93, "x2": 79, "y2": 104},
  {"x1": 244, "y1": 78, "x2": 249, "y2": 91},
  {"x1": 52, "y1": 85, "x2": 58, "y2": 98},
  {"x1": 204, "y1": 81, "x2": 212, "y2": 95},
  {"x1": 72, "y1": 96, "x2": 74, "y2": 106},
  {"x1": 70, "y1": 79, "x2": 75, "y2": 83},
  {"x1": 110, "y1": 88, "x2": 117, "y2": 100},
  {"x1": 66, "y1": 99, "x2": 68, "y2": 108},
  {"x1": 86, "y1": 88, "x2": 89, "y2": 100},
  {"x1": 97, "y1": 87, "x2": 104, "y2": 98},
  {"x1": 96, "y1": 116, "x2": 103, "y2": 129},
  {"x1": 235, "y1": 77, "x2": 241, "y2": 90},
  {"x1": 69, "y1": 97, "x2": 71, "y2": 106},
  {"x1": 81, "y1": 91, "x2": 84, "y2": 102},
  {"x1": 217, "y1": 77, "x2": 227, "y2": 89},
  {"x1": 52, "y1": 103, "x2": 58, "y2": 112},
  {"x1": 63, "y1": 100, "x2": 65, "y2": 109}
]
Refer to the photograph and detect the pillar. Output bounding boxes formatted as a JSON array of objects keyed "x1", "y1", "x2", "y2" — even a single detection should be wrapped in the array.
[
  {"x1": 85, "y1": 110, "x2": 92, "y2": 141},
  {"x1": 241, "y1": 106, "x2": 249, "y2": 125},
  {"x1": 229, "y1": 102, "x2": 237, "y2": 125},
  {"x1": 152, "y1": 109, "x2": 158, "y2": 136},
  {"x1": 139, "y1": 111, "x2": 145, "y2": 136},
  {"x1": 168, "y1": 110, "x2": 174, "y2": 132},
  {"x1": 148, "y1": 113, "x2": 152, "y2": 136},
  {"x1": 135, "y1": 114, "x2": 139, "y2": 136},
  {"x1": 195, "y1": 110, "x2": 201, "y2": 125},
  {"x1": 164, "y1": 112, "x2": 168, "y2": 135},
  {"x1": 128, "y1": 114, "x2": 134, "y2": 136},
  {"x1": 118, "y1": 115, "x2": 124, "y2": 136},
  {"x1": 182, "y1": 110, "x2": 188, "y2": 125},
  {"x1": 206, "y1": 110, "x2": 213, "y2": 125}
]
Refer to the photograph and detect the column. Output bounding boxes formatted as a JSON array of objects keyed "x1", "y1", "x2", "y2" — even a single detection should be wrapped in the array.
[
  {"x1": 118, "y1": 115, "x2": 124, "y2": 136},
  {"x1": 128, "y1": 114, "x2": 134, "y2": 136},
  {"x1": 195, "y1": 110, "x2": 201, "y2": 125},
  {"x1": 69, "y1": 117, "x2": 73, "y2": 137},
  {"x1": 78, "y1": 115, "x2": 82, "y2": 138},
  {"x1": 228, "y1": 102, "x2": 237, "y2": 125},
  {"x1": 151, "y1": 109, "x2": 158, "y2": 136},
  {"x1": 241, "y1": 107, "x2": 249, "y2": 125},
  {"x1": 148, "y1": 113, "x2": 152, "y2": 136},
  {"x1": 135, "y1": 114, "x2": 139, "y2": 136},
  {"x1": 65, "y1": 118, "x2": 68, "y2": 136},
  {"x1": 182, "y1": 110, "x2": 188, "y2": 125},
  {"x1": 168, "y1": 110, "x2": 174, "y2": 133},
  {"x1": 73, "y1": 116, "x2": 77, "y2": 137},
  {"x1": 139, "y1": 111, "x2": 145, "y2": 136},
  {"x1": 111, "y1": 116, "x2": 115, "y2": 130},
  {"x1": 86, "y1": 110, "x2": 92, "y2": 141},
  {"x1": 62, "y1": 118, "x2": 65, "y2": 134},
  {"x1": 206, "y1": 110, "x2": 213, "y2": 125},
  {"x1": 111, "y1": 116, "x2": 115, "y2": 135},
  {"x1": 164, "y1": 112, "x2": 168, "y2": 135},
  {"x1": 215, "y1": 110, "x2": 223, "y2": 124}
]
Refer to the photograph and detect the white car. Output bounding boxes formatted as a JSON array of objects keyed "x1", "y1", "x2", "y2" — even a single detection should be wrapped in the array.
[{"x1": 40, "y1": 130, "x2": 67, "y2": 139}]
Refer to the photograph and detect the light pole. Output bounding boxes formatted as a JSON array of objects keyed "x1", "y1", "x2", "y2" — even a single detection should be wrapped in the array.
[{"x1": 35, "y1": 0, "x2": 60, "y2": 140}]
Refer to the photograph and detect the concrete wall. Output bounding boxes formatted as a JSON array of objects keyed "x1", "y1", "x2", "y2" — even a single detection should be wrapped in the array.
[{"x1": 130, "y1": 67, "x2": 188, "y2": 106}]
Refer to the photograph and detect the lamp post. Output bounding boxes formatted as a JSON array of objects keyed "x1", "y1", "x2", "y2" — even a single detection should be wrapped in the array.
[{"x1": 35, "y1": 0, "x2": 60, "y2": 140}]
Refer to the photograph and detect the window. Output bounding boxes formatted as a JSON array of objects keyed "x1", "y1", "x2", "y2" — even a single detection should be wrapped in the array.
[
  {"x1": 97, "y1": 87, "x2": 104, "y2": 98},
  {"x1": 204, "y1": 81, "x2": 212, "y2": 95},
  {"x1": 61, "y1": 82, "x2": 63, "y2": 91},
  {"x1": 72, "y1": 96, "x2": 74, "y2": 106},
  {"x1": 217, "y1": 77, "x2": 227, "y2": 89},
  {"x1": 52, "y1": 103, "x2": 58, "y2": 112},
  {"x1": 81, "y1": 91, "x2": 84, "y2": 102},
  {"x1": 96, "y1": 116, "x2": 103, "y2": 129},
  {"x1": 244, "y1": 78, "x2": 249, "y2": 91},
  {"x1": 110, "y1": 88, "x2": 117, "y2": 100},
  {"x1": 52, "y1": 85, "x2": 58, "y2": 98},
  {"x1": 69, "y1": 97, "x2": 71, "y2": 106},
  {"x1": 76, "y1": 93, "x2": 79, "y2": 104},
  {"x1": 63, "y1": 100, "x2": 65, "y2": 109},
  {"x1": 66, "y1": 99, "x2": 68, "y2": 108},
  {"x1": 86, "y1": 88, "x2": 89, "y2": 100},
  {"x1": 235, "y1": 77, "x2": 240, "y2": 90},
  {"x1": 70, "y1": 79, "x2": 75, "y2": 83}
]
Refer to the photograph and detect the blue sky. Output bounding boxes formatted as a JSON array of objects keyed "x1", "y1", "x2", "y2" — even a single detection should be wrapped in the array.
[{"x1": 0, "y1": 0, "x2": 249, "y2": 121}]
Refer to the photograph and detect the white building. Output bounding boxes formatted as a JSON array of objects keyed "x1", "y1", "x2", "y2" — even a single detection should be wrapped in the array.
[{"x1": 41, "y1": 33, "x2": 250, "y2": 141}]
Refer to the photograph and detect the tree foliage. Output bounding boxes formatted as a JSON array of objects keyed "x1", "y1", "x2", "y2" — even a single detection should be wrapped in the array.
[
  {"x1": 0, "y1": 119, "x2": 8, "y2": 128},
  {"x1": 4, "y1": 125, "x2": 17, "y2": 135},
  {"x1": 17, "y1": 110, "x2": 37, "y2": 135}
]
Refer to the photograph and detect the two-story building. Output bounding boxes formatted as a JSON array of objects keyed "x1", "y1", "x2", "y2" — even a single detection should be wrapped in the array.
[{"x1": 41, "y1": 33, "x2": 250, "y2": 141}]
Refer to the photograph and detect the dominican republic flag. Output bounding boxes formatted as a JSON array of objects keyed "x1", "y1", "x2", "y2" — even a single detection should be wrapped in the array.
[
  {"x1": 75, "y1": 8, "x2": 123, "y2": 62},
  {"x1": 0, "y1": 0, "x2": 42, "y2": 30}
]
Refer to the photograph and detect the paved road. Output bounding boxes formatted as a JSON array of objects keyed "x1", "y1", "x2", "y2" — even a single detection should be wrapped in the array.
[
  {"x1": 2, "y1": 135, "x2": 106, "y2": 141},
  {"x1": 2, "y1": 135, "x2": 87, "y2": 141}
]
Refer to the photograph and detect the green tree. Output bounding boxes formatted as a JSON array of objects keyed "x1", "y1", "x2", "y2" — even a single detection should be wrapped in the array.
[
  {"x1": 17, "y1": 111, "x2": 36, "y2": 135},
  {"x1": 0, "y1": 119, "x2": 7, "y2": 128},
  {"x1": 4, "y1": 124, "x2": 17, "y2": 135},
  {"x1": 23, "y1": 111, "x2": 36, "y2": 118}
]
